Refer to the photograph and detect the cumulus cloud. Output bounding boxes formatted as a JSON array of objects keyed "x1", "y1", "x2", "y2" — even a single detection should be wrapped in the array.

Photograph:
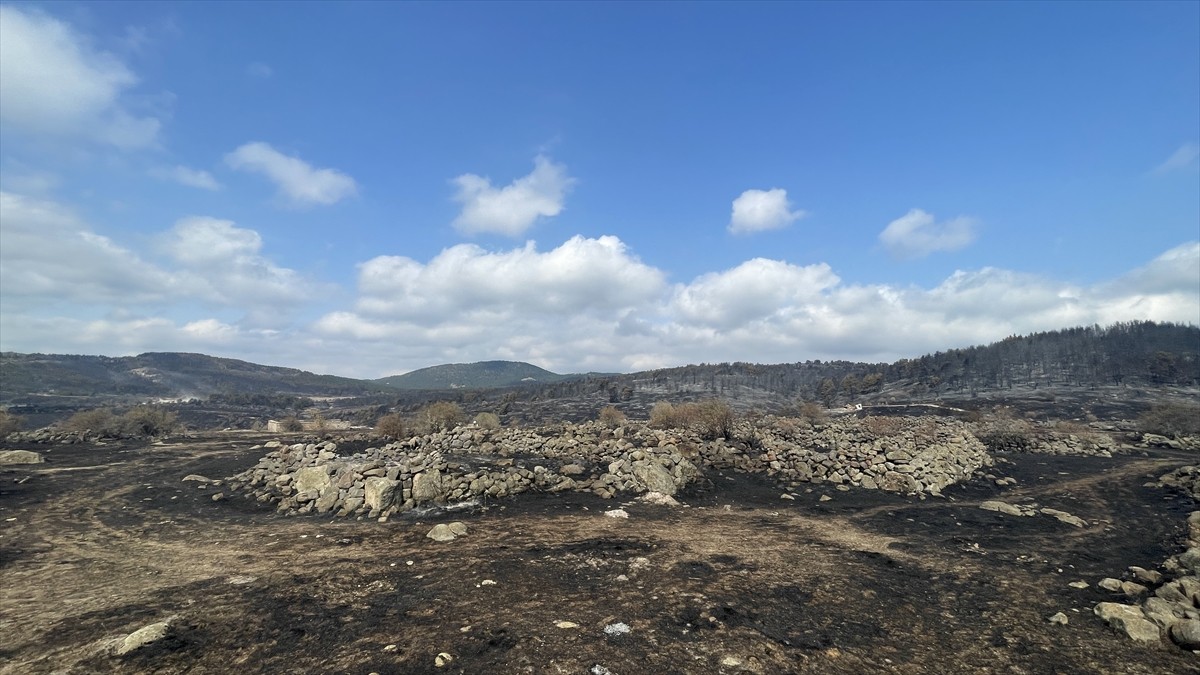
[
  {"x1": 879, "y1": 208, "x2": 978, "y2": 259},
  {"x1": 728, "y1": 188, "x2": 806, "y2": 234},
  {"x1": 161, "y1": 216, "x2": 319, "y2": 307},
  {"x1": 0, "y1": 191, "x2": 178, "y2": 306},
  {"x1": 225, "y1": 142, "x2": 357, "y2": 206},
  {"x1": 150, "y1": 165, "x2": 221, "y2": 190},
  {"x1": 347, "y1": 235, "x2": 665, "y2": 321},
  {"x1": 2, "y1": 190, "x2": 1195, "y2": 378},
  {"x1": 671, "y1": 259, "x2": 839, "y2": 329},
  {"x1": 0, "y1": 6, "x2": 160, "y2": 149},
  {"x1": 1153, "y1": 142, "x2": 1200, "y2": 175},
  {"x1": 0, "y1": 191, "x2": 315, "y2": 321},
  {"x1": 451, "y1": 155, "x2": 575, "y2": 236},
  {"x1": 309, "y1": 237, "x2": 1198, "y2": 376}
]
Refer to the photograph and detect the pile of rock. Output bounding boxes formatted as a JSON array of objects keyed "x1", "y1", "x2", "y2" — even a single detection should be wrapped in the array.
[
  {"x1": 225, "y1": 432, "x2": 703, "y2": 519},
  {"x1": 225, "y1": 416, "x2": 997, "y2": 518},
  {"x1": 1141, "y1": 433, "x2": 1200, "y2": 452},
  {"x1": 737, "y1": 416, "x2": 993, "y2": 494},
  {"x1": 1093, "y1": 509, "x2": 1200, "y2": 651},
  {"x1": 1158, "y1": 465, "x2": 1200, "y2": 500},
  {"x1": 5, "y1": 428, "x2": 92, "y2": 444},
  {"x1": 978, "y1": 428, "x2": 1119, "y2": 457}
]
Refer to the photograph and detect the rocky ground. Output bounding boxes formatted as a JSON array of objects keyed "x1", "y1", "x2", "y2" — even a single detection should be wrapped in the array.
[{"x1": 1, "y1": 430, "x2": 1199, "y2": 674}]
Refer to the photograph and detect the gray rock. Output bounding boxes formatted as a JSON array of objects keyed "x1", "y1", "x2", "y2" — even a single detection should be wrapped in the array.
[
  {"x1": 427, "y1": 522, "x2": 467, "y2": 542},
  {"x1": 1179, "y1": 547, "x2": 1200, "y2": 575},
  {"x1": 1143, "y1": 597, "x2": 1186, "y2": 630},
  {"x1": 364, "y1": 477, "x2": 399, "y2": 511},
  {"x1": 294, "y1": 466, "x2": 332, "y2": 494},
  {"x1": 412, "y1": 470, "x2": 445, "y2": 503},
  {"x1": 1048, "y1": 612, "x2": 1069, "y2": 625},
  {"x1": 1120, "y1": 581, "x2": 1149, "y2": 597},
  {"x1": 980, "y1": 500, "x2": 1024, "y2": 517},
  {"x1": 1099, "y1": 578, "x2": 1123, "y2": 592},
  {"x1": 315, "y1": 490, "x2": 339, "y2": 514},
  {"x1": 0, "y1": 450, "x2": 44, "y2": 465},
  {"x1": 632, "y1": 461, "x2": 677, "y2": 495},
  {"x1": 115, "y1": 618, "x2": 175, "y2": 655},
  {"x1": 1169, "y1": 619, "x2": 1200, "y2": 650},
  {"x1": 1094, "y1": 602, "x2": 1161, "y2": 642},
  {"x1": 1129, "y1": 566, "x2": 1163, "y2": 585},
  {"x1": 1040, "y1": 508, "x2": 1087, "y2": 528}
]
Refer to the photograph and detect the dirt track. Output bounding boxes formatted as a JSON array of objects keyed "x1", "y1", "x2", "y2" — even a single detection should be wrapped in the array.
[{"x1": 1, "y1": 434, "x2": 1198, "y2": 674}]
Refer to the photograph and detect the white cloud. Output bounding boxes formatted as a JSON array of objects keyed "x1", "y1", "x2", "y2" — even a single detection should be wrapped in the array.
[
  {"x1": 728, "y1": 188, "x2": 806, "y2": 234},
  {"x1": 1, "y1": 191, "x2": 1195, "y2": 378},
  {"x1": 150, "y1": 165, "x2": 221, "y2": 190},
  {"x1": 225, "y1": 142, "x2": 357, "y2": 207},
  {"x1": 161, "y1": 216, "x2": 319, "y2": 308},
  {"x1": 451, "y1": 155, "x2": 575, "y2": 236},
  {"x1": 671, "y1": 259, "x2": 839, "y2": 329},
  {"x1": 0, "y1": 6, "x2": 160, "y2": 149},
  {"x1": 879, "y1": 208, "x2": 977, "y2": 259},
  {"x1": 1153, "y1": 142, "x2": 1200, "y2": 175},
  {"x1": 309, "y1": 238, "x2": 1198, "y2": 377},
  {"x1": 0, "y1": 191, "x2": 315, "y2": 321},
  {"x1": 347, "y1": 235, "x2": 665, "y2": 321},
  {"x1": 246, "y1": 62, "x2": 273, "y2": 79},
  {"x1": 0, "y1": 191, "x2": 178, "y2": 306}
]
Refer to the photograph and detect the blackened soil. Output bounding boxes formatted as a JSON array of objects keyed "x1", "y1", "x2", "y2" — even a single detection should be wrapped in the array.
[{"x1": 1, "y1": 433, "x2": 1198, "y2": 675}]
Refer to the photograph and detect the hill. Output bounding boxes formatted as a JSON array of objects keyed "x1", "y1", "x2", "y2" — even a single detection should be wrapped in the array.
[
  {"x1": 439, "y1": 321, "x2": 1200, "y2": 423},
  {"x1": 374, "y1": 360, "x2": 576, "y2": 390},
  {"x1": 0, "y1": 352, "x2": 387, "y2": 405}
]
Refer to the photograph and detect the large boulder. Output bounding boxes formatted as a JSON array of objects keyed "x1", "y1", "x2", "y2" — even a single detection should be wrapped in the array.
[
  {"x1": 1094, "y1": 602, "x2": 1161, "y2": 642},
  {"x1": 427, "y1": 522, "x2": 467, "y2": 542},
  {"x1": 632, "y1": 461, "x2": 677, "y2": 495},
  {"x1": 364, "y1": 477, "x2": 399, "y2": 511},
  {"x1": 412, "y1": 470, "x2": 445, "y2": 503},
  {"x1": 294, "y1": 466, "x2": 331, "y2": 494},
  {"x1": 0, "y1": 450, "x2": 43, "y2": 465},
  {"x1": 1170, "y1": 619, "x2": 1200, "y2": 650},
  {"x1": 115, "y1": 618, "x2": 175, "y2": 655}
]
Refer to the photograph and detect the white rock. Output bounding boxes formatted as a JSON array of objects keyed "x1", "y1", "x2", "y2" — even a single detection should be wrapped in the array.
[{"x1": 604, "y1": 622, "x2": 631, "y2": 635}]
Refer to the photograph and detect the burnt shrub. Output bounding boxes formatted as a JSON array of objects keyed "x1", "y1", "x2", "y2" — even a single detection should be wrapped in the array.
[{"x1": 1139, "y1": 402, "x2": 1200, "y2": 438}]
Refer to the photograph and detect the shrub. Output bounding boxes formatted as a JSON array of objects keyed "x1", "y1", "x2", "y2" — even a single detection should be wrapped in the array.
[
  {"x1": 119, "y1": 405, "x2": 179, "y2": 437},
  {"x1": 648, "y1": 399, "x2": 733, "y2": 439},
  {"x1": 60, "y1": 408, "x2": 119, "y2": 436},
  {"x1": 1139, "y1": 402, "x2": 1200, "y2": 438},
  {"x1": 0, "y1": 410, "x2": 23, "y2": 438},
  {"x1": 279, "y1": 416, "x2": 304, "y2": 432},
  {"x1": 692, "y1": 399, "x2": 735, "y2": 440},
  {"x1": 474, "y1": 412, "x2": 501, "y2": 430},
  {"x1": 375, "y1": 412, "x2": 407, "y2": 439},
  {"x1": 649, "y1": 401, "x2": 678, "y2": 428},
  {"x1": 862, "y1": 415, "x2": 905, "y2": 437},
  {"x1": 421, "y1": 401, "x2": 465, "y2": 432},
  {"x1": 598, "y1": 405, "x2": 627, "y2": 428},
  {"x1": 796, "y1": 401, "x2": 827, "y2": 423}
]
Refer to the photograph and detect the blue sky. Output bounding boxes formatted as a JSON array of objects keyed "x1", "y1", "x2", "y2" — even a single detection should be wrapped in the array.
[{"x1": 1, "y1": 1, "x2": 1197, "y2": 378}]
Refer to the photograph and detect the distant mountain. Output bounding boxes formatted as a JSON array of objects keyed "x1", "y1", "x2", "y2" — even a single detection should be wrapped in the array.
[
  {"x1": 0, "y1": 352, "x2": 388, "y2": 404},
  {"x1": 375, "y1": 360, "x2": 577, "y2": 390}
]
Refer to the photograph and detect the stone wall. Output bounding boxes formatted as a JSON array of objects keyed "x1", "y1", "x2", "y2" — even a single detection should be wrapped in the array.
[{"x1": 225, "y1": 415, "x2": 995, "y2": 518}]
